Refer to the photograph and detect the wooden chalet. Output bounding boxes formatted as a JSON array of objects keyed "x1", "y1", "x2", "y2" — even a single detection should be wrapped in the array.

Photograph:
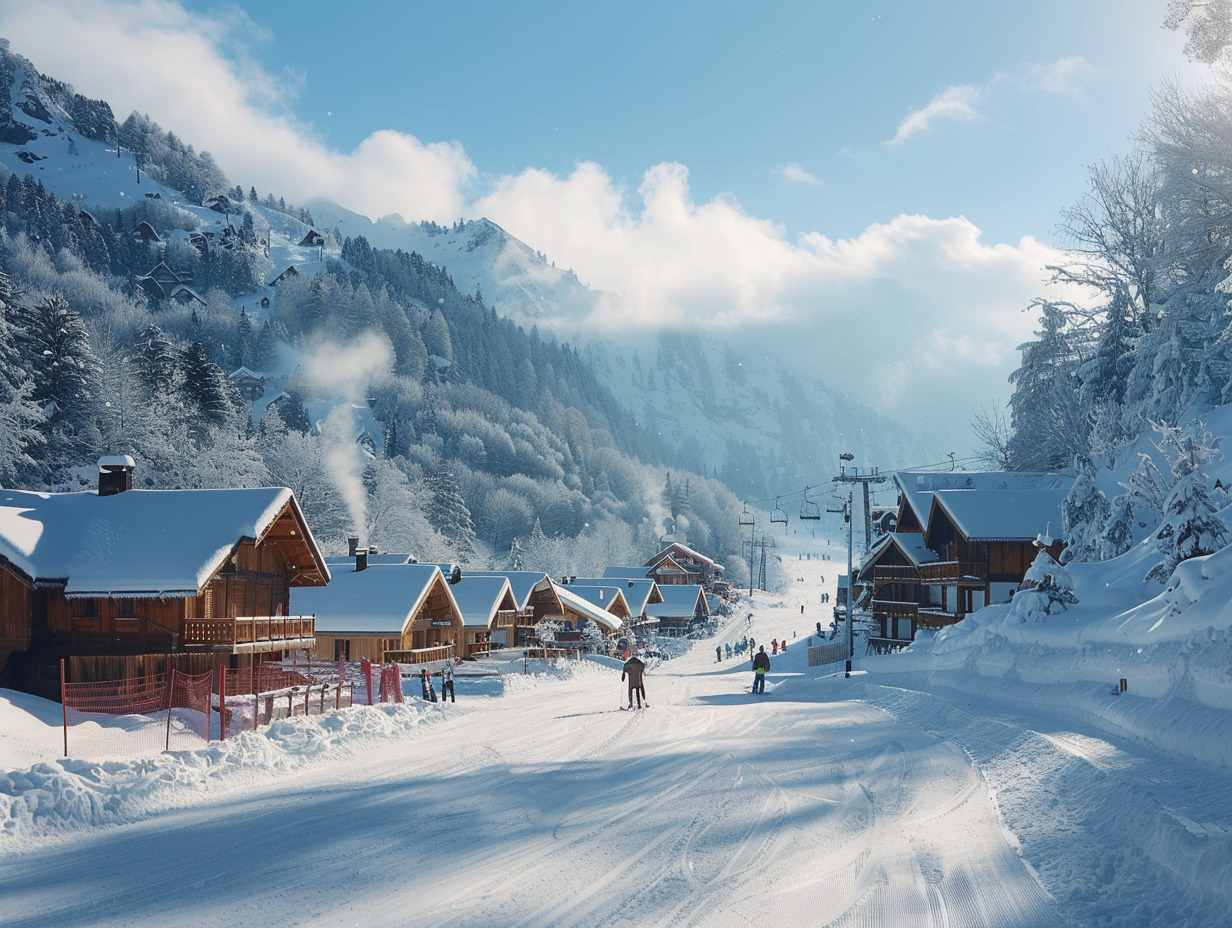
[
  {"x1": 859, "y1": 471, "x2": 1072, "y2": 652},
  {"x1": 133, "y1": 221, "x2": 161, "y2": 243},
  {"x1": 294, "y1": 557, "x2": 464, "y2": 665},
  {"x1": 228, "y1": 366, "x2": 267, "y2": 402},
  {"x1": 447, "y1": 574, "x2": 518, "y2": 658},
  {"x1": 298, "y1": 229, "x2": 326, "y2": 247},
  {"x1": 0, "y1": 457, "x2": 329, "y2": 696},
  {"x1": 568, "y1": 577, "x2": 663, "y2": 622},
  {"x1": 644, "y1": 584, "x2": 710, "y2": 637},
  {"x1": 644, "y1": 542, "x2": 724, "y2": 588},
  {"x1": 467, "y1": 571, "x2": 567, "y2": 648},
  {"x1": 268, "y1": 265, "x2": 300, "y2": 286},
  {"x1": 550, "y1": 581, "x2": 626, "y2": 638}
]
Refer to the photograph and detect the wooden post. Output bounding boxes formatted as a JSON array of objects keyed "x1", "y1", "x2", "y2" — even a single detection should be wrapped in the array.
[
  {"x1": 218, "y1": 665, "x2": 227, "y2": 742},
  {"x1": 61, "y1": 659, "x2": 68, "y2": 758}
]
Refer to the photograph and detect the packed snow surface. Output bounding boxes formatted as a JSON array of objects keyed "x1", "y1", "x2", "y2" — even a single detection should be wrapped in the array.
[{"x1": 2, "y1": 528, "x2": 1232, "y2": 927}]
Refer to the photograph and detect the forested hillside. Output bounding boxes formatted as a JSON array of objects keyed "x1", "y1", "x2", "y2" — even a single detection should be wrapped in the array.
[{"x1": 0, "y1": 41, "x2": 746, "y2": 581}]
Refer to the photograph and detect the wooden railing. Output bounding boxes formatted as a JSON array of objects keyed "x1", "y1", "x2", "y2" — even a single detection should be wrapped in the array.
[
  {"x1": 917, "y1": 562, "x2": 985, "y2": 583},
  {"x1": 872, "y1": 565, "x2": 922, "y2": 583},
  {"x1": 385, "y1": 643, "x2": 456, "y2": 665},
  {"x1": 915, "y1": 609, "x2": 964, "y2": 629},
  {"x1": 870, "y1": 599, "x2": 919, "y2": 618},
  {"x1": 183, "y1": 615, "x2": 315, "y2": 650}
]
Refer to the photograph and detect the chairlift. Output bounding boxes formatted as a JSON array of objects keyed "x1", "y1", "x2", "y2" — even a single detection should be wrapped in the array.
[
  {"x1": 771, "y1": 497, "x2": 788, "y2": 525},
  {"x1": 799, "y1": 487, "x2": 820, "y2": 521},
  {"x1": 739, "y1": 505, "x2": 755, "y2": 526}
]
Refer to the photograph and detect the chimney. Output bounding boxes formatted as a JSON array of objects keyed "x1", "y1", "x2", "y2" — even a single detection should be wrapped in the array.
[
  {"x1": 348, "y1": 536, "x2": 360, "y2": 557},
  {"x1": 97, "y1": 455, "x2": 135, "y2": 496},
  {"x1": 355, "y1": 547, "x2": 369, "y2": 571}
]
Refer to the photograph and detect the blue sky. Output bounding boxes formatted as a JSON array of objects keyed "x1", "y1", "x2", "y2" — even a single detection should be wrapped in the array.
[{"x1": 0, "y1": 0, "x2": 1208, "y2": 449}]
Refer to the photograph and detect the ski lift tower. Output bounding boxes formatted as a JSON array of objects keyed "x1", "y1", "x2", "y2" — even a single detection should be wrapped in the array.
[
  {"x1": 831, "y1": 452, "x2": 886, "y2": 673},
  {"x1": 739, "y1": 504, "x2": 755, "y2": 595}
]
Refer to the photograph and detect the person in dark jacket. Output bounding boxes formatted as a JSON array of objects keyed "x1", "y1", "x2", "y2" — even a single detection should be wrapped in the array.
[
  {"x1": 440, "y1": 659, "x2": 455, "y2": 703},
  {"x1": 622, "y1": 655, "x2": 647, "y2": 708},
  {"x1": 751, "y1": 645, "x2": 770, "y2": 694}
]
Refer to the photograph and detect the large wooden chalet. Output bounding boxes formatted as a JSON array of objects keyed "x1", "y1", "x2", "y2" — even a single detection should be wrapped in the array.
[
  {"x1": 859, "y1": 471, "x2": 1072, "y2": 652},
  {"x1": 0, "y1": 457, "x2": 329, "y2": 696},
  {"x1": 644, "y1": 542, "x2": 724, "y2": 587}
]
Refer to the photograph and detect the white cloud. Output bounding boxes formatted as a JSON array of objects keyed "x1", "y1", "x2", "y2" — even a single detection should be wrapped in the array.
[
  {"x1": 776, "y1": 163, "x2": 821, "y2": 186},
  {"x1": 0, "y1": 0, "x2": 1082, "y2": 449},
  {"x1": 886, "y1": 84, "x2": 982, "y2": 146},
  {"x1": 1026, "y1": 56, "x2": 1094, "y2": 94}
]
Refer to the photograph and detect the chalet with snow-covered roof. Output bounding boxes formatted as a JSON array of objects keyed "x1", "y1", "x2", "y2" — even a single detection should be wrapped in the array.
[
  {"x1": 268, "y1": 265, "x2": 300, "y2": 286},
  {"x1": 466, "y1": 571, "x2": 567, "y2": 648},
  {"x1": 645, "y1": 542, "x2": 725, "y2": 588},
  {"x1": 447, "y1": 574, "x2": 518, "y2": 658},
  {"x1": 133, "y1": 220, "x2": 161, "y2": 243},
  {"x1": 550, "y1": 581, "x2": 626, "y2": 636},
  {"x1": 298, "y1": 229, "x2": 326, "y2": 247},
  {"x1": 858, "y1": 472, "x2": 1072, "y2": 651},
  {"x1": 644, "y1": 584, "x2": 710, "y2": 637},
  {"x1": 0, "y1": 457, "x2": 329, "y2": 696},
  {"x1": 294, "y1": 557, "x2": 463, "y2": 665},
  {"x1": 169, "y1": 285, "x2": 206, "y2": 307},
  {"x1": 228, "y1": 367, "x2": 266, "y2": 402},
  {"x1": 566, "y1": 577, "x2": 663, "y2": 620}
]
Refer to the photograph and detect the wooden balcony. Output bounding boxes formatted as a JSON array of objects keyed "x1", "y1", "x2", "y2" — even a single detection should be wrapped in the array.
[
  {"x1": 872, "y1": 565, "x2": 922, "y2": 583},
  {"x1": 915, "y1": 608, "x2": 964, "y2": 630},
  {"x1": 917, "y1": 561, "x2": 986, "y2": 584},
  {"x1": 870, "y1": 599, "x2": 919, "y2": 619},
  {"x1": 386, "y1": 643, "x2": 457, "y2": 666},
  {"x1": 183, "y1": 615, "x2": 315, "y2": 653}
]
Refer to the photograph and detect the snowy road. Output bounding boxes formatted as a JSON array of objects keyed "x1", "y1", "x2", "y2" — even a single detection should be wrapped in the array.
[
  {"x1": 1, "y1": 642, "x2": 1060, "y2": 926},
  {"x1": 5, "y1": 546, "x2": 1232, "y2": 926}
]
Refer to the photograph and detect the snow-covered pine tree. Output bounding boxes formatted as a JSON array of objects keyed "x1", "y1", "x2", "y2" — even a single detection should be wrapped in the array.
[
  {"x1": 424, "y1": 468, "x2": 476, "y2": 562},
  {"x1": 1007, "y1": 548, "x2": 1079, "y2": 622},
  {"x1": 131, "y1": 324, "x2": 180, "y2": 401},
  {"x1": 179, "y1": 341, "x2": 238, "y2": 432},
  {"x1": 1061, "y1": 453, "x2": 1112, "y2": 563},
  {"x1": 1100, "y1": 492, "x2": 1139, "y2": 560},
  {"x1": 1145, "y1": 420, "x2": 1231, "y2": 583},
  {"x1": 0, "y1": 268, "x2": 43, "y2": 483}
]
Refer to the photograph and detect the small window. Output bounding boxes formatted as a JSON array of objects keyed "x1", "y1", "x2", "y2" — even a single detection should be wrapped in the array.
[{"x1": 114, "y1": 597, "x2": 137, "y2": 618}]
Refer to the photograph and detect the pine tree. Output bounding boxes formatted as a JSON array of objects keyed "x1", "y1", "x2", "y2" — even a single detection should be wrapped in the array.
[
  {"x1": 179, "y1": 341, "x2": 237, "y2": 432},
  {"x1": 0, "y1": 269, "x2": 43, "y2": 482},
  {"x1": 232, "y1": 307, "x2": 253, "y2": 370},
  {"x1": 425, "y1": 469, "x2": 476, "y2": 562},
  {"x1": 1100, "y1": 493, "x2": 1139, "y2": 560},
  {"x1": 1145, "y1": 420, "x2": 1231, "y2": 583},
  {"x1": 1008, "y1": 549, "x2": 1079, "y2": 622},
  {"x1": 252, "y1": 319, "x2": 277, "y2": 371},
  {"x1": 1061, "y1": 453, "x2": 1112, "y2": 563}
]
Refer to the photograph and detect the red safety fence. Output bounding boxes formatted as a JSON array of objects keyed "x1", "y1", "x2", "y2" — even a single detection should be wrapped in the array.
[{"x1": 61, "y1": 659, "x2": 358, "y2": 758}]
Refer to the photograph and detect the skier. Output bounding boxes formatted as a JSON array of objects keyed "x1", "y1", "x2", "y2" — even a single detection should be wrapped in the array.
[
  {"x1": 771, "y1": 638, "x2": 778, "y2": 655},
  {"x1": 752, "y1": 645, "x2": 770, "y2": 694},
  {"x1": 622, "y1": 654, "x2": 647, "y2": 709},
  {"x1": 440, "y1": 659, "x2": 456, "y2": 703},
  {"x1": 725, "y1": 642, "x2": 733, "y2": 660},
  {"x1": 420, "y1": 666, "x2": 437, "y2": 702},
  {"x1": 716, "y1": 644, "x2": 723, "y2": 663}
]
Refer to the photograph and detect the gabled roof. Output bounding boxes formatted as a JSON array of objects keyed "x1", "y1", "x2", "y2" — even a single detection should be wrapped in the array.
[
  {"x1": 645, "y1": 584, "x2": 709, "y2": 619},
  {"x1": 292, "y1": 564, "x2": 455, "y2": 635},
  {"x1": 893, "y1": 471, "x2": 1072, "y2": 535},
  {"x1": 551, "y1": 582, "x2": 623, "y2": 631},
  {"x1": 448, "y1": 575, "x2": 517, "y2": 627},
  {"x1": 466, "y1": 571, "x2": 555, "y2": 611},
  {"x1": 567, "y1": 577, "x2": 662, "y2": 614},
  {"x1": 0, "y1": 487, "x2": 328, "y2": 596},
  {"x1": 648, "y1": 554, "x2": 690, "y2": 576},
  {"x1": 858, "y1": 530, "x2": 939, "y2": 575},
  {"x1": 603, "y1": 566, "x2": 649, "y2": 580},
  {"x1": 556, "y1": 584, "x2": 631, "y2": 617},
  {"x1": 926, "y1": 486, "x2": 1073, "y2": 544},
  {"x1": 646, "y1": 542, "x2": 722, "y2": 571}
]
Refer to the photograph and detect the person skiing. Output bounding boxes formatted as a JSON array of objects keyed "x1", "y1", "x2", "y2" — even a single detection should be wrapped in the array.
[
  {"x1": 771, "y1": 638, "x2": 778, "y2": 655},
  {"x1": 716, "y1": 644, "x2": 723, "y2": 663},
  {"x1": 725, "y1": 642, "x2": 733, "y2": 660},
  {"x1": 752, "y1": 645, "x2": 770, "y2": 694},
  {"x1": 440, "y1": 659, "x2": 456, "y2": 703},
  {"x1": 622, "y1": 654, "x2": 647, "y2": 709}
]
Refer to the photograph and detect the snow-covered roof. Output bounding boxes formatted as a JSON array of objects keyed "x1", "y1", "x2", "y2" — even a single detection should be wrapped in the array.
[
  {"x1": 929, "y1": 487, "x2": 1073, "y2": 542},
  {"x1": 292, "y1": 564, "x2": 453, "y2": 635},
  {"x1": 603, "y1": 566, "x2": 649, "y2": 580},
  {"x1": 467, "y1": 571, "x2": 554, "y2": 610},
  {"x1": 324, "y1": 554, "x2": 416, "y2": 567},
  {"x1": 645, "y1": 584, "x2": 709, "y2": 619},
  {"x1": 0, "y1": 487, "x2": 323, "y2": 596},
  {"x1": 550, "y1": 582, "x2": 623, "y2": 632},
  {"x1": 557, "y1": 584, "x2": 630, "y2": 616},
  {"x1": 448, "y1": 575, "x2": 516, "y2": 627},
  {"x1": 646, "y1": 542, "x2": 722, "y2": 571},
  {"x1": 568, "y1": 577, "x2": 661, "y2": 613},
  {"x1": 894, "y1": 471, "x2": 1072, "y2": 532}
]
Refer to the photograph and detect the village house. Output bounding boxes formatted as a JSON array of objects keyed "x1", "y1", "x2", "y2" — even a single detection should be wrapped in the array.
[
  {"x1": 466, "y1": 571, "x2": 568, "y2": 648},
  {"x1": 858, "y1": 471, "x2": 1072, "y2": 652},
  {"x1": 644, "y1": 584, "x2": 711, "y2": 637},
  {"x1": 228, "y1": 367, "x2": 267, "y2": 402},
  {"x1": 644, "y1": 542, "x2": 725, "y2": 588},
  {"x1": 0, "y1": 456, "x2": 329, "y2": 698},
  {"x1": 294, "y1": 552, "x2": 464, "y2": 665},
  {"x1": 444, "y1": 573, "x2": 518, "y2": 658}
]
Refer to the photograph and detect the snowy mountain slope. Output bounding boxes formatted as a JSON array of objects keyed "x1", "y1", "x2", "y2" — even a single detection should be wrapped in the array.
[{"x1": 309, "y1": 203, "x2": 934, "y2": 496}]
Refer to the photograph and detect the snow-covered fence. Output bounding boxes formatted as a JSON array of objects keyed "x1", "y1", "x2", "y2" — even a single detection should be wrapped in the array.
[{"x1": 807, "y1": 640, "x2": 848, "y2": 667}]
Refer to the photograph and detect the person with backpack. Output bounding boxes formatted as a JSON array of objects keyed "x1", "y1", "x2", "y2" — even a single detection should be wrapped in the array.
[
  {"x1": 622, "y1": 654, "x2": 647, "y2": 709},
  {"x1": 752, "y1": 645, "x2": 770, "y2": 694}
]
